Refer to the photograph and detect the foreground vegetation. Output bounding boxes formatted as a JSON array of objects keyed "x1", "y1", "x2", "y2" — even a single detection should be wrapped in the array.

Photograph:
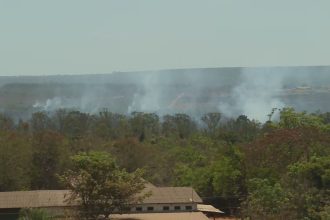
[
  {"x1": 18, "y1": 208, "x2": 53, "y2": 220},
  {"x1": 0, "y1": 108, "x2": 329, "y2": 219},
  {"x1": 60, "y1": 151, "x2": 148, "y2": 219}
]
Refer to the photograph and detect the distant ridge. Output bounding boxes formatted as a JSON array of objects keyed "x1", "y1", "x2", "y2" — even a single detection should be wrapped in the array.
[{"x1": 1, "y1": 66, "x2": 330, "y2": 121}]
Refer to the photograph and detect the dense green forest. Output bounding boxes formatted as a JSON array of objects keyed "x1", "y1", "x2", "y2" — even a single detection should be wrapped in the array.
[{"x1": 0, "y1": 108, "x2": 330, "y2": 219}]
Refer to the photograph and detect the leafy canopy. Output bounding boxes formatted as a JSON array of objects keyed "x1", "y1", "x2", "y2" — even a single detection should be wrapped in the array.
[{"x1": 60, "y1": 151, "x2": 149, "y2": 219}]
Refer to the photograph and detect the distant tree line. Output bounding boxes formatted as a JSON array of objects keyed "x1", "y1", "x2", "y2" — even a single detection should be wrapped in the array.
[{"x1": 0, "y1": 108, "x2": 330, "y2": 219}]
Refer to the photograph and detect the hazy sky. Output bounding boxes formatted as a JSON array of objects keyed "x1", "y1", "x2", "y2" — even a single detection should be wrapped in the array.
[{"x1": 1, "y1": 0, "x2": 330, "y2": 75}]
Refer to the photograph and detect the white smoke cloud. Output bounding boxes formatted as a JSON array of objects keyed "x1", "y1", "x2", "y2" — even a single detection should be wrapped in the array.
[
  {"x1": 33, "y1": 97, "x2": 64, "y2": 111},
  {"x1": 218, "y1": 68, "x2": 286, "y2": 122},
  {"x1": 127, "y1": 72, "x2": 165, "y2": 114},
  {"x1": 32, "y1": 96, "x2": 100, "y2": 113},
  {"x1": 25, "y1": 67, "x2": 330, "y2": 121},
  {"x1": 137, "y1": 73, "x2": 162, "y2": 112}
]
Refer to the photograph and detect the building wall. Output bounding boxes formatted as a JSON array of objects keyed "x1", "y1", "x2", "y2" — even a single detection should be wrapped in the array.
[
  {"x1": 0, "y1": 208, "x2": 20, "y2": 220},
  {"x1": 131, "y1": 203, "x2": 198, "y2": 213}
]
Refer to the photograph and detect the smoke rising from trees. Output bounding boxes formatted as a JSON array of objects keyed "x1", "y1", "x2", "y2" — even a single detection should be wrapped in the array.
[
  {"x1": 0, "y1": 66, "x2": 330, "y2": 122},
  {"x1": 218, "y1": 69, "x2": 286, "y2": 122}
]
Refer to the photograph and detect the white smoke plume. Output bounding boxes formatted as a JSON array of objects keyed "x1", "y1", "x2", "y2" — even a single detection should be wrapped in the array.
[
  {"x1": 218, "y1": 68, "x2": 287, "y2": 122},
  {"x1": 33, "y1": 96, "x2": 100, "y2": 113},
  {"x1": 127, "y1": 73, "x2": 162, "y2": 114},
  {"x1": 16, "y1": 66, "x2": 330, "y2": 121},
  {"x1": 33, "y1": 97, "x2": 64, "y2": 111}
]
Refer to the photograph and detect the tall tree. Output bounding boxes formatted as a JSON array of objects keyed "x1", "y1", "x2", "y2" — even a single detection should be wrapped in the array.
[
  {"x1": 60, "y1": 151, "x2": 149, "y2": 219},
  {"x1": 0, "y1": 130, "x2": 32, "y2": 191},
  {"x1": 31, "y1": 131, "x2": 69, "y2": 189},
  {"x1": 201, "y1": 112, "x2": 221, "y2": 136}
]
